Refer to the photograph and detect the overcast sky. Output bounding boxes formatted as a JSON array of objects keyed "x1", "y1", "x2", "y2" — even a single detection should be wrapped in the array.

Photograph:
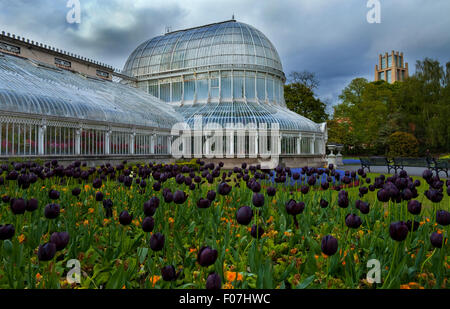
[{"x1": 1, "y1": 0, "x2": 449, "y2": 112}]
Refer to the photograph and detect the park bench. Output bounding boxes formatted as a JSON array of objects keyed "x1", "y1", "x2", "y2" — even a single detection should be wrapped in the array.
[
  {"x1": 430, "y1": 158, "x2": 449, "y2": 178},
  {"x1": 360, "y1": 157, "x2": 400, "y2": 174}
]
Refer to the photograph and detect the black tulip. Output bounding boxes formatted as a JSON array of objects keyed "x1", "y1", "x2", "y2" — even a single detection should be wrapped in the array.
[
  {"x1": 406, "y1": 220, "x2": 420, "y2": 232},
  {"x1": 37, "y1": 242, "x2": 56, "y2": 261},
  {"x1": 218, "y1": 182, "x2": 232, "y2": 196},
  {"x1": 285, "y1": 199, "x2": 305, "y2": 216},
  {"x1": 150, "y1": 233, "x2": 165, "y2": 251},
  {"x1": 50, "y1": 232, "x2": 70, "y2": 251},
  {"x1": 236, "y1": 206, "x2": 253, "y2": 225},
  {"x1": 44, "y1": 203, "x2": 60, "y2": 219},
  {"x1": 345, "y1": 214, "x2": 362, "y2": 229},
  {"x1": 93, "y1": 178, "x2": 102, "y2": 189},
  {"x1": 321, "y1": 235, "x2": 338, "y2": 256},
  {"x1": 266, "y1": 187, "x2": 276, "y2": 196},
  {"x1": 197, "y1": 198, "x2": 211, "y2": 209},
  {"x1": 161, "y1": 265, "x2": 177, "y2": 281},
  {"x1": 206, "y1": 273, "x2": 221, "y2": 289},
  {"x1": 319, "y1": 199, "x2": 329, "y2": 208},
  {"x1": 119, "y1": 210, "x2": 132, "y2": 225},
  {"x1": 48, "y1": 189, "x2": 60, "y2": 200},
  {"x1": 407, "y1": 200, "x2": 422, "y2": 215},
  {"x1": 72, "y1": 187, "x2": 81, "y2": 197},
  {"x1": 252, "y1": 193, "x2": 265, "y2": 207},
  {"x1": 95, "y1": 191, "x2": 104, "y2": 202},
  {"x1": 142, "y1": 217, "x2": 155, "y2": 232},
  {"x1": 436, "y1": 210, "x2": 450, "y2": 226},
  {"x1": 10, "y1": 198, "x2": 26, "y2": 215},
  {"x1": 206, "y1": 190, "x2": 216, "y2": 202},
  {"x1": 173, "y1": 190, "x2": 188, "y2": 204},
  {"x1": 250, "y1": 224, "x2": 264, "y2": 238},
  {"x1": 0, "y1": 224, "x2": 15, "y2": 240},
  {"x1": 430, "y1": 232, "x2": 444, "y2": 248},
  {"x1": 389, "y1": 221, "x2": 409, "y2": 241},
  {"x1": 197, "y1": 246, "x2": 218, "y2": 267}
]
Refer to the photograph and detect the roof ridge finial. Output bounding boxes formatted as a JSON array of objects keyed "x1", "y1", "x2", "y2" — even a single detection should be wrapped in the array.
[{"x1": 232, "y1": 13, "x2": 235, "y2": 20}]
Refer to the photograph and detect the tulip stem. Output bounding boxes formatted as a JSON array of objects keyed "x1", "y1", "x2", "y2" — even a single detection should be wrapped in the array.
[
  {"x1": 420, "y1": 248, "x2": 436, "y2": 274},
  {"x1": 382, "y1": 241, "x2": 399, "y2": 289}
]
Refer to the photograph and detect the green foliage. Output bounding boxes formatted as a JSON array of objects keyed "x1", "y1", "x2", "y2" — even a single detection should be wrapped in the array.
[
  {"x1": 386, "y1": 132, "x2": 419, "y2": 157},
  {"x1": 328, "y1": 58, "x2": 450, "y2": 155},
  {"x1": 284, "y1": 82, "x2": 328, "y2": 123}
]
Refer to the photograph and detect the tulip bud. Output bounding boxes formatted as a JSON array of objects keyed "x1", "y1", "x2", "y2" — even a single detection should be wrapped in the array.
[
  {"x1": 252, "y1": 193, "x2": 265, "y2": 207},
  {"x1": 150, "y1": 233, "x2": 165, "y2": 251},
  {"x1": 319, "y1": 199, "x2": 328, "y2": 208},
  {"x1": 405, "y1": 220, "x2": 420, "y2": 232},
  {"x1": 0, "y1": 224, "x2": 15, "y2": 240},
  {"x1": 119, "y1": 210, "x2": 132, "y2": 225},
  {"x1": 10, "y1": 198, "x2": 26, "y2": 215},
  {"x1": 345, "y1": 214, "x2": 362, "y2": 229},
  {"x1": 161, "y1": 265, "x2": 177, "y2": 281},
  {"x1": 206, "y1": 273, "x2": 221, "y2": 289},
  {"x1": 266, "y1": 187, "x2": 276, "y2": 196},
  {"x1": 407, "y1": 200, "x2": 422, "y2": 215},
  {"x1": 173, "y1": 190, "x2": 188, "y2": 204},
  {"x1": 436, "y1": 210, "x2": 450, "y2": 226},
  {"x1": 26, "y1": 198, "x2": 39, "y2": 212},
  {"x1": 72, "y1": 187, "x2": 81, "y2": 197},
  {"x1": 197, "y1": 198, "x2": 211, "y2": 209},
  {"x1": 44, "y1": 203, "x2": 60, "y2": 219},
  {"x1": 430, "y1": 232, "x2": 444, "y2": 248},
  {"x1": 250, "y1": 224, "x2": 264, "y2": 239},
  {"x1": 236, "y1": 206, "x2": 253, "y2": 225},
  {"x1": 285, "y1": 199, "x2": 305, "y2": 216},
  {"x1": 48, "y1": 189, "x2": 60, "y2": 200},
  {"x1": 93, "y1": 178, "x2": 102, "y2": 189},
  {"x1": 37, "y1": 242, "x2": 56, "y2": 261},
  {"x1": 197, "y1": 246, "x2": 218, "y2": 267},
  {"x1": 218, "y1": 182, "x2": 232, "y2": 196},
  {"x1": 389, "y1": 221, "x2": 409, "y2": 241},
  {"x1": 95, "y1": 191, "x2": 104, "y2": 202},
  {"x1": 50, "y1": 232, "x2": 70, "y2": 251},
  {"x1": 142, "y1": 217, "x2": 155, "y2": 232},
  {"x1": 321, "y1": 235, "x2": 338, "y2": 256}
]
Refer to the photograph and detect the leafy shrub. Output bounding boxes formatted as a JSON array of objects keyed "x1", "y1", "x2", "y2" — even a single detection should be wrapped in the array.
[{"x1": 387, "y1": 132, "x2": 419, "y2": 157}]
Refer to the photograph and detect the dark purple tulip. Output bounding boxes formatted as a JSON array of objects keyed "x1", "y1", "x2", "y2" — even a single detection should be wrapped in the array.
[
  {"x1": 197, "y1": 246, "x2": 218, "y2": 267},
  {"x1": 48, "y1": 189, "x2": 60, "y2": 200},
  {"x1": 163, "y1": 191, "x2": 173, "y2": 203},
  {"x1": 161, "y1": 265, "x2": 177, "y2": 281},
  {"x1": 321, "y1": 182, "x2": 329, "y2": 190},
  {"x1": 389, "y1": 221, "x2": 409, "y2": 241},
  {"x1": 207, "y1": 190, "x2": 216, "y2": 201},
  {"x1": 150, "y1": 233, "x2": 165, "y2": 251},
  {"x1": 345, "y1": 214, "x2": 362, "y2": 229},
  {"x1": 119, "y1": 210, "x2": 132, "y2": 225},
  {"x1": 0, "y1": 224, "x2": 15, "y2": 240},
  {"x1": 407, "y1": 200, "x2": 422, "y2": 215},
  {"x1": 406, "y1": 220, "x2": 420, "y2": 232},
  {"x1": 252, "y1": 193, "x2": 265, "y2": 207},
  {"x1": 436, "y1": 210, "x2": 450, "y2": 226},
  {"x1": 357, "y1": 201, "x2": 370, "y2": 214},
  {"x1": 377, "y1": 189, "x2": 390, "y2": 202},
  {"x1": 337, "y1": 196, "x2": 349, "y2": 208},
  {"x1": 236, "y1": 206, "x2": 253, "y2": 225},
  {"x1": 425, "y1": 189, "x2": 443, "y2": 203},
  {"x1": 153, "y1": 182, "x2": 161, "y2": 191},
  {"x1": 93, "y1": 178, "x2": 102, "y2": 189},
  {"x1": 319, "y1": 199, "x2": 329, "y2": 208},
  {"x1": 37, "y1": 242, "x2": 56, "y2": 261},
  {"x1": 10, "y1": 198, "x2": 26, "y2": 215},
  {"x1": 422, "y1": 169, "x2": 432, "y2": 180},
  {"x1": 266, "y1": 187, "x2": 276, "y2": 196},
  {"x1": 2, "y1": 195, "x2": 10, "y2": 203},
  {"x1": 50, "y1": 232, "x2": 70, "y2": 251},
  {"x1": 321, "y1": 235, "x2": 338, "y2": 256},
  {"x1": 218, "y1": 182, "x2": 232, "y2": 196},
  {"x1": 430, "y1": 232, "x2": 444, "y2": 248},
  {"x1": 142, "y1": 217, "x2": 155, "y2": 232},
  {"x1": 144, "y1": 198, "x2": 159, "y2": 217},
  {"x1": 251, "y1": 182, "x2": 261, "y2": 193},
  {"x1": 206, "y1": 273, "x2": 221, "y2": 289},
  {"x1": 197, "y1": 198, "x2": 211, "y2": 209},
  {"x1": 95, "y1": 191, "x2": 104, "y2": 202},
  {"x1": 44, "y1": 203, "x2": 60, "y2": 219},
  {"x1": 72, "y1": 187, "x2": 81, "y2": 197},
  {"x1": 285, "y1": 200, "x2": 305, "y2": 216},
  {"x1": 300, "y1": 185, "x2": 309, "y2": 194},
  {"x1": 250, "y1": 224, "x2": 264, "y2": 239},
  {"x1": 173, "y1": 191, "x2": 188, "y2": 204}
]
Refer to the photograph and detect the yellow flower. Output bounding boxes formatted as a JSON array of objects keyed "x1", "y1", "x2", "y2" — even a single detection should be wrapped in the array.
[{"x1": 83, "y1": 220, "x2": 89, "y2": 226}]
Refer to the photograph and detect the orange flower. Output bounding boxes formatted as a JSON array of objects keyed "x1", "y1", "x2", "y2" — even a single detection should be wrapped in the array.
[
  {"x1": 168, "y1": 217, "x2": 175, "y2": 224},
  {"x1": 149, "y1": 275, "x2": 160, "y2": 287},
  {"x1": 400, "y1": 284, "x2": 410, "y2": 289},
  {"x1": 36, "y1": 273, "x2": 42, "y2": 281},
  {"x1": 18, "y1": 234, "x2": 25, "y2": 243},
  {"x1": 88, "y1": 208, "x2": 94, "y2": 214},
  {"x1": 225, "y1": 271, "x2": 243, "y2": 282},
  {"x1": 83, "y1": 220, "x2": 89, "y2": 226}
]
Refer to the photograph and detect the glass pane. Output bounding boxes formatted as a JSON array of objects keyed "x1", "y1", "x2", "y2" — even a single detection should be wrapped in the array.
[{"x1": 172, "y1": 81, "x2": 182, "y2": 102}]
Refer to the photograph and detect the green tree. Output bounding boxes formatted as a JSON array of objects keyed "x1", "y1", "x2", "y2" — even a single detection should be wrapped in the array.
[{"x1": 284, "y1": 71, "x2": 328, "y2": 123}]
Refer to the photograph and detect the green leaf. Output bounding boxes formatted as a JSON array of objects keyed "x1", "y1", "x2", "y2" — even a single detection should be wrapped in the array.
[{"x1": 296, "y1": 275, "x2": 315, "y2": 289}]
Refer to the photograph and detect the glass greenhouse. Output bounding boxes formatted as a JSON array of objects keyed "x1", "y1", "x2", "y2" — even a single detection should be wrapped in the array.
[
  {"x1": 0, "y1": 52, "x2": 182, "y2": 158},
  {"x1": 123, "y1": 20, "x2": 327, "y2": 159}
]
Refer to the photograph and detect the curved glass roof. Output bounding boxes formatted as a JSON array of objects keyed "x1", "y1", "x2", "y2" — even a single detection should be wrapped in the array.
[
  {"x1": 123, "y1": 20, "x2": 283, "y2": 78},
  {"x1": 0, "y1": 53, "x2": 183, "y2": 129},
  {"x1": 175, "y1": 101, "x2": 322, "y2": 133}
]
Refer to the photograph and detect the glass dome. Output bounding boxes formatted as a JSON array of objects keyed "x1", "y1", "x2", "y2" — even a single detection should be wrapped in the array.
[{"x1": 122, "y1": 20, "x2": 283, "y2": 78}]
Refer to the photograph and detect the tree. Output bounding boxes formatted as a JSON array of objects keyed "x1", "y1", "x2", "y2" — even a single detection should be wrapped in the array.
[
  {"x1": 288, "y1": 71, "x2": 320, "y2": 91},
  {"x1": 284, "y1": 82, "x2": 328, "y2": 123}
]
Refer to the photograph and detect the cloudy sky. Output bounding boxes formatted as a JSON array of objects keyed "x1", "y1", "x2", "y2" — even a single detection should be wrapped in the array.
[{"x1": 1, "y1": 0, "x2": 449, "y2": 112}]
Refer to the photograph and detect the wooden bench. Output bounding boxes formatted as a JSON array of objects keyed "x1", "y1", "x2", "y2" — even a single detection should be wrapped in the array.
[{"x1": 430, "y1": 158, "x2": 449, "y2": 178}]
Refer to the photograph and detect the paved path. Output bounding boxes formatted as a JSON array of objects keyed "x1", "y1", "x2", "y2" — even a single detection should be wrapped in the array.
[{"x1": 342, "y1": 164, "x2": 448, "y2": 179}]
